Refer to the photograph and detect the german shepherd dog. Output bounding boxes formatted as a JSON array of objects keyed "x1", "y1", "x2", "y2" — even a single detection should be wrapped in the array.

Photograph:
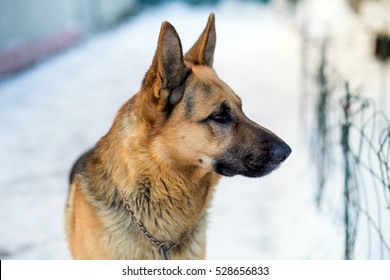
[{"x1": 66, "y1": 13, "x2": 291, "y2": 260}]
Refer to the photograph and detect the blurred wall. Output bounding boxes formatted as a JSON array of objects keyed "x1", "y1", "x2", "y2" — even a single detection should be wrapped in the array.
[
  {"x1": 0, "y1": 0, "x2": 79, "y2": 45},
  {"x1": 0, "y1": 0, "x2": 137, "y2": 75}
]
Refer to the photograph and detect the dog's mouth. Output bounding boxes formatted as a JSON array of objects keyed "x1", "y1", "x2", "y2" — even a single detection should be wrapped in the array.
[{"x1": 214, "y1": 159, "x2": 281, "y2": 178}]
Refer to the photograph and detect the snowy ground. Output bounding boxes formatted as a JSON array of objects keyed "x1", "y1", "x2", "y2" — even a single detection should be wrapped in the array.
[{"x1": 0, "y1": 0, "x2": 388, "y2": 260}]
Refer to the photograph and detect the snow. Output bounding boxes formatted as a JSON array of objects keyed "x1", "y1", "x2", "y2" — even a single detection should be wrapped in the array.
[{"x1": 0, "y1": 0, "x2": 388, "y2": 260}]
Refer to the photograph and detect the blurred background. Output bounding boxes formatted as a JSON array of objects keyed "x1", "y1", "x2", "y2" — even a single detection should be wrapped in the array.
[{"x1": 0, "y1": 0, "x2": 389, "y2": 259}]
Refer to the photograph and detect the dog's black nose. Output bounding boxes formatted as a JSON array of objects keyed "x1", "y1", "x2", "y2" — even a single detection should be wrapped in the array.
[{"x1": 271, "y1": 142, "x2": 292, "y2": 163}]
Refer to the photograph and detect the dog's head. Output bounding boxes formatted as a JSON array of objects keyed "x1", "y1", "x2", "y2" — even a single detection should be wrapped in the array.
[{"x1": 137, "y1": 13, "x2": 291, "y2": 178}]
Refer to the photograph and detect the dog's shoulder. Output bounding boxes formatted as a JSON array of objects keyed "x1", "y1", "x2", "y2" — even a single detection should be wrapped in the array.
[{"x1": 69, "y1": 148, "x2": 95, "y2": 184}]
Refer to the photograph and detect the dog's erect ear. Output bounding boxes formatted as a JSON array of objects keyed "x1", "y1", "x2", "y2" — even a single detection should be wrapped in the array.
[
  {"x1": 143, "y1": 21, "x2": 190, "y2": 109},
  {"x1": 185, "y1": 13, "x2": 216, "y2": 67}
]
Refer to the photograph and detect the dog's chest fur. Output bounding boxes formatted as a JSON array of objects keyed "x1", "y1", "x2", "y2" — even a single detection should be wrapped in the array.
[{"x1": 81, "y1": 151, "x2": 219, "y2": 259}]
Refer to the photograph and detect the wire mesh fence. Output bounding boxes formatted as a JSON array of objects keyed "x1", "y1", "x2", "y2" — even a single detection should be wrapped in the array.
[
  {"x1": 340, "y1": 82, "x2": 390, "y2": 259},
  {"x1": 301, "y1": 34, "x2": 390, "y2": 259}
]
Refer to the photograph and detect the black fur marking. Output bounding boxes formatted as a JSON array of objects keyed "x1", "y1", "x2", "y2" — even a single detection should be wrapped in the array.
[
  {"x1": 69, "y1": 148, "x2": 95, "y2": 184},
  {"x1": 201, "y1": 83, "x2": 213, "y2": 97},
  {"x1": 109, "y1": 187, "x2": 121, "y2": 211},
  {"x1": 184, "y1": 93, "x2": 194, "y2": 119},
  {"x1": 164, "y1": 69, "x2": 192, "y2": 118}
]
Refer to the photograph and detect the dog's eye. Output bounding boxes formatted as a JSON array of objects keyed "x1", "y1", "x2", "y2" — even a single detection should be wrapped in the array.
[{"x1": 210, "y1": 111, "x2": 232, "y2": 124}]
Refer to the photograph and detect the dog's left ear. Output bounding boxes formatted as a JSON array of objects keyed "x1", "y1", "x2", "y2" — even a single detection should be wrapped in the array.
[
  {"x1": 143, "y1": 21, "x2": 190, "y2": 109},
  {"x1": 185, "y1": 13, "x2": 216, "y2": 67}
]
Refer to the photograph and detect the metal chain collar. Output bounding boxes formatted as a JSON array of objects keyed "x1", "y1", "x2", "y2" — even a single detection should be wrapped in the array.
[{"x1": 119, "y1": 189, "x2": 178, "y2": 260}]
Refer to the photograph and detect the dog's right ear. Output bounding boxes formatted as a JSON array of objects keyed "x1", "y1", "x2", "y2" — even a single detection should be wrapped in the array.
[
  {"x1": 142, "y1": 22, "x2": 190, "y2": 112},
  {"x1": 184, "y1": 13, "x2": 216, "y2": 67}
]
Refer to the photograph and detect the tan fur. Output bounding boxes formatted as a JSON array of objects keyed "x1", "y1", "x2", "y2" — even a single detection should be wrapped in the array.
[
  {"x1": 66, "y1": 180, "x2": 110, "y2": 259},
  {"x1": 65, "y1": 13, "x2": 291, "y2": 260}
]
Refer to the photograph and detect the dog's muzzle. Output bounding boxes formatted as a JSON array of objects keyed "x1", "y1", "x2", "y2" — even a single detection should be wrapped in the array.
[{"x1": 214, "y1": 140, "x2": 291, "y2": 178}]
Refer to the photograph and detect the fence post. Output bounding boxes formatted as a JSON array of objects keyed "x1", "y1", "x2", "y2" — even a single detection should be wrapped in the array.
[
  {"x1": 315, "y1": 40, "x2": 331, "y2": 207},
  {"x1": 341, "y1": 82, "x2": 352, "y2": 259}
]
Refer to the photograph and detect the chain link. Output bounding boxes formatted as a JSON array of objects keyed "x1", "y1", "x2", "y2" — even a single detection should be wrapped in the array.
[{"x1": 119, "y1": 189, "x2": 178, "y2": 258}]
